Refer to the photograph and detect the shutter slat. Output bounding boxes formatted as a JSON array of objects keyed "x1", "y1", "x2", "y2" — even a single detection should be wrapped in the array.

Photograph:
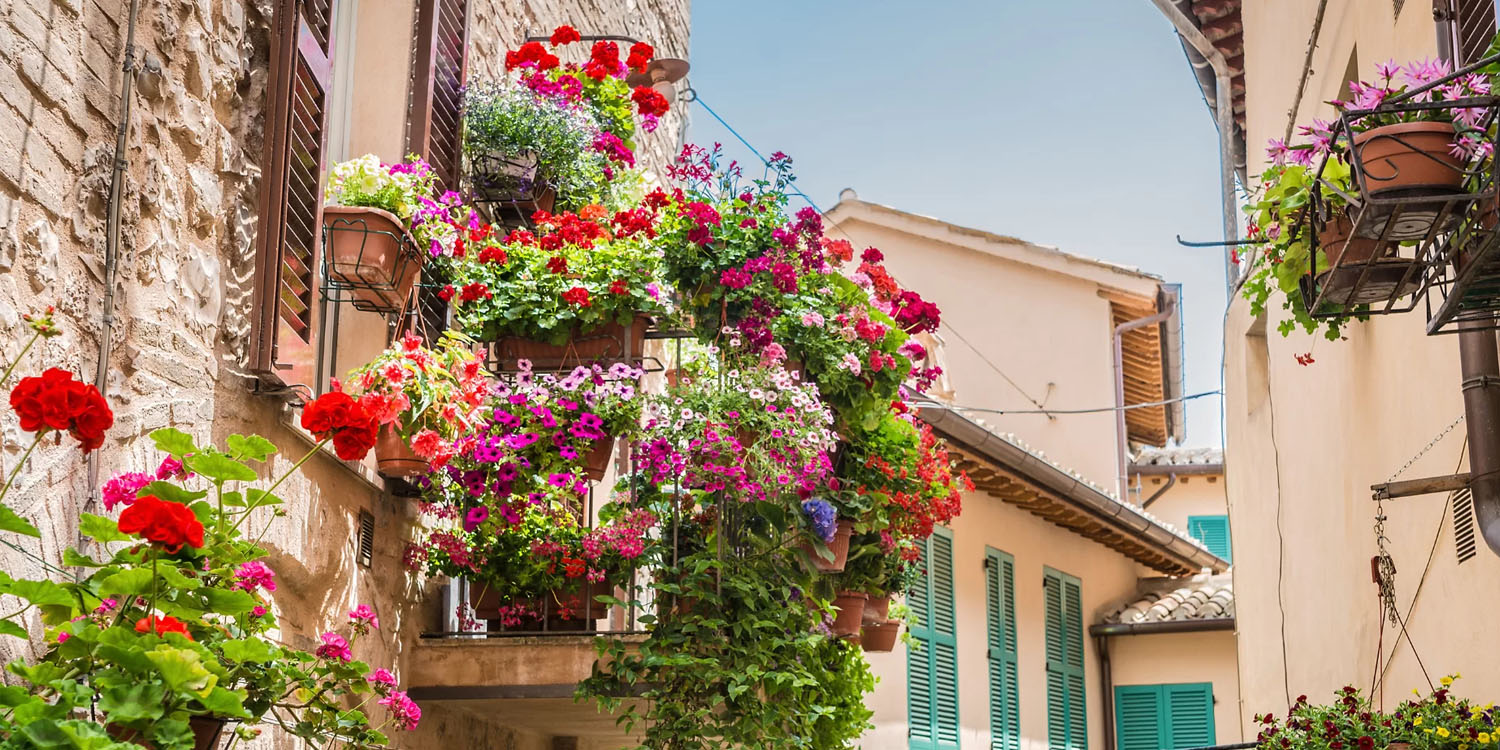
[
  {"x1": 1114, "y1": 686, "x2": 1164, "y2": 750},
  {"x1": 1046, "y1": 570, "x2": 1086, "y2": 750},
  {"x1": 1188, "y1": 516, "x2": 1233, "y2": 562},
  {"x1": 986, "y1": 550, "x2": 1020, "y2": 750},
  {"x1": 1166, "y1": 684, "x2": 1216, "y2": 749}
]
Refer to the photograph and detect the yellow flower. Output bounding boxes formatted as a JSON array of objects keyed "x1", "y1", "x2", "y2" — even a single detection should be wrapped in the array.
[
  {"x1": 1443, "y1": 676, "x2": 1455, "y2": 686},
  {"x1": 1416, "y1": 717, "x2": 1424, "y2": 726},
  {"x1": 1439, "y1": 727, "x2": 1452, "y2": 738},
  {"x1": 1479, "y1": 733, "x2": 1491, "y2": 743},
  {"x1": 1462, "y1": 744, "x2": 1471, "y2": 750},
  {"x1": 1427, "y1": 729, "x2": 1436, "y2": 735}
]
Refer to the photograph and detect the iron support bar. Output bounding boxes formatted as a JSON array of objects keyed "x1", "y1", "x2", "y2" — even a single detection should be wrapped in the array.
[{"x1": 1370, "y1": 473, "x2": 1472, "y2": 500}]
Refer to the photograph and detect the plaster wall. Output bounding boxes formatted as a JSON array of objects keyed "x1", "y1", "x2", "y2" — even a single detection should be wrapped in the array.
[
  {"x1": 0, "y1": 0, "x2": 688, "y2": 747},
  {"x1": 1107, "y1": 630, "x2": 1243, "y2": 745},
  {"x1": 1226, "y1": 0, "x2": 1500, "y2": 740},
  {"x1": 1134, "y1": 472, "x2": 1226, "y2": 537}
]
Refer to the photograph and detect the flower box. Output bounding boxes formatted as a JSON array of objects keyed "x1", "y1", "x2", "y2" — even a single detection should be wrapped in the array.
[
  {"x1": 109, "y1": 717, "x2": 227, "y2": 750},
  {"x1": 471, "y1": 579, "x2": 612, "y2": 625},
  {"x1": 490, "y1": 316, "x2": 650, "y2": 369},
  {"x1": 469, "y1": 150, "x2": 557, "y2": 217},
  {"x1": 322, "y1": 205, "x2": 422, "y2": 312}
]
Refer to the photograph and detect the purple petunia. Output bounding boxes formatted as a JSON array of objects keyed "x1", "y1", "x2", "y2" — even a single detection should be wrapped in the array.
[{"x1": 801, "y1": 498, "x2": 837, "y2": 544}]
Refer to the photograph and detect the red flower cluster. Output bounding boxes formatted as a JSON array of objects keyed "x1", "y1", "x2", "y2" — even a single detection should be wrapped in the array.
[
  {"x1": 301, "y1": 391, "x2": 379, "y2": 461},
  {"x1": 892, "y1": 290, "x2": 942, "y2": 334},
  {"x1": 561, "y1": 287, "x2": 592, "y2": 308},
  {"x1": 611, "y1": 207, "x2": 659, "y2": 239},
  {"x1": 584, "y1": 40, "x2": 620, "y2": 81},
  {"x1": 526, "y1": 210, "x2": 610, "y2": 250},
  {"x1": 608, "y1": 279, "x2": 629, "y2": 296},
  {"x1": 631, "y1": 86, "x2": 670, "y2": 118},
  {"x1": 118, "y1": 495, "x2": 205, "y2": 552},
  {"x1": 136, "y1": 615, "x2": 194, "y2": 639},
  {"x1": 626, "y1": 41, "x2": 654, "y2": 73},
  {"x1": 504, "y1": 41, "x2": 559, "y2": 72},
  {"x1": 458, "y1": 283, "x2": 492, "y2": 303},
  {"x1": 546, "y1": 256, "x2": 569, "y2": 274},
  {"x1": 549, "y1": 25, "x2": 581, "y2": 46},
  {"x1": 9, "y1": 368, "x2": 114, "y2": 452}
]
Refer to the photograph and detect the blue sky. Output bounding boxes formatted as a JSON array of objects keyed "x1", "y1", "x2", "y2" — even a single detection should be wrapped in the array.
[{"x1": 685, "y1": 0, "x2": 1229, "y2": 447}]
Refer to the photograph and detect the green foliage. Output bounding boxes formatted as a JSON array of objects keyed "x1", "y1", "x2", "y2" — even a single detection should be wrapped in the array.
[{"x1": 462, "y1": 80, "x2": 613, "y2": 211}]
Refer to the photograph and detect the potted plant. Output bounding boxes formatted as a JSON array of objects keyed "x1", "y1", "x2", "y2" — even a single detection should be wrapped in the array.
[
  {"x1": 344, "y1": 332, "x2": 490, "y2": 479},
  {"x1": 437, "y1": 207, "x2": 667, "y2": 365},
  {"x1": 323, "y1": 154, "x2": 452, "y2": 311},
  {"x1": 1253, "y1": 677, "x2": 1492, "y2": 750}
]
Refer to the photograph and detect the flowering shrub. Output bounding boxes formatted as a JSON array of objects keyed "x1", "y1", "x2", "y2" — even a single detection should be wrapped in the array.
[
  {"x1": 344, "y1": 332, "x2": 489, "y2": 465},
  {"x1": 1254, "y1": 677, "x2": 1493, "y2": 750},
  {"x1": 439, "y1": 206, "x2": 667, "y2": 344},
  {"x1": 325, "y1": 153, "x2": 460, "y2": 249},
  {"x1": 462, "y1": 79, "x2": 614, "y2": 211}
]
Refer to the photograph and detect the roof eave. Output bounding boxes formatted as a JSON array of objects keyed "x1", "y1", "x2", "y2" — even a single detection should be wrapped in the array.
[{"x1": 1089, "y1": 617, "x2": 1236, "y2": 637}]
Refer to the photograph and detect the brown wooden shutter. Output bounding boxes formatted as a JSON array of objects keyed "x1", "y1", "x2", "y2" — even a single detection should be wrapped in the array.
[
  {"x1": 250, "y1": 0, "x2": 337, "y2": 392},
  {"x1": 406, "y1": 0, "x2": 470, "y2": 189},
  {"x1": 1452, "y1": 0, "x2": 1497, "y2": 65}
]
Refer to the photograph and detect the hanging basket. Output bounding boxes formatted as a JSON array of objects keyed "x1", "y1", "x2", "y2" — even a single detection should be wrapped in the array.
[
  {"x1": 799, "y1": 519, "x2": 853, "y2": 573},
  {"x1": 468, "y1": 150, "x2": 557, "y2": 221},
  {"x1": 582, "y1": 437, "x2": 615, "y2": 481},
  {"x1": 831, "y1": 591, "x2": 867, "y2": 638},
  {"x1": 860, "y1": 620, "x2": 901, "y2": 652},
  {"x1": 863, "y1": 593, "x2": 891, "y2": 624},
  {"x1": 374, "y1": 424, "x2": 427, "y2": 479},
  {"x1": 490, "y1": 316, "x2": 650, "y2": 370},
  {"x1": 322, "y1": 206, "x2": 422, "y2": 313},
  {"x1": 1353, "y1": 122, "x2": 1469, "y2": 240}
]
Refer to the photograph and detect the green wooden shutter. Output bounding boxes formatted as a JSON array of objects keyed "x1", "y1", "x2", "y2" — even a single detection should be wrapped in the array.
[
  {"x1": 1045, "y1": 568, "x2": 1086, "y2": 750},
  {"x1": 1114, "y1": 683, "x2": 1216, "y2": 750},
  {"x1": 1188, "y1": 516, "x2": 1232, "y2": 562},
  {"x1": 908, "y1": 529, "x2": 959, "y2": 750},
  {"x1": 985, "y1": 548, "x2": 1019, "y2": 750},
  {"x1": 1114, "y1": 685, "x2": 1163, "y2": 750}
]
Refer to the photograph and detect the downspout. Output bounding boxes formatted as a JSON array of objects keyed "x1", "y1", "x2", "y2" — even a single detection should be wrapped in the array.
[
  {"x1": 1114, "y1": 297, "x2": 1177, "y2": 502},
  {"x1": 1142, "y1": 472, "x2": 1178, "y2": 508},
  {"x1": 1098, "y1": 635, "x2": 1116, "y2": 750},
  {"x1": 1434, "y1": 9, "x2": 1500, "y2": 557},
  {"x1": 84, "y1": 0, "x2": 143, "y2": 503},
  {"x1": 1150, "y1": 0, "x2": 1240, "y2": 292}
]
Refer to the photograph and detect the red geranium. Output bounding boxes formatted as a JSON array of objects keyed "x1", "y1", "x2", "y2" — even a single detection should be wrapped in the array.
[
  {"x1": 632, "y1": 86, "x2": 670, "y2": 117},
  {"x1": 546, "y1": 256, "x2": 569, "y2": 274},
  {"x1": 626, "y1": 41, "x2": 654, "y2": 73},
  {"x1": 135, "y1": 615, "x2": 193, "y2": 640},
  {"x1": 609, "y1": 279, "x2": 629, "y2": 296},
  {"x1": 504, "y1": 41, "x2": 559, "y2": 72},
  {"x1": 117, "y1": 495, "x2": 205, "y2": 552},
  {"x1": 549, "y1": 25, "x2": 581, "y2": 46},
  {"x1": 300, "y1": 391, "x2": 379, "y2": 461},
  {"x1": 584, "y1": 40, "x2": 620, "y2": 81},
  {"x1": 9, "y1": 368, "x2": 114, "y2": 452},
  {"x1": 561, "y1": 287, "x2": 592, "y2": 308}
]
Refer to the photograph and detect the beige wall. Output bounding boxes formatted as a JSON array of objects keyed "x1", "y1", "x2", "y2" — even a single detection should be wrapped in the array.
[
  {"x1": 1108, "y1": 631, "x2": 1243, "y2": 745},
  {"x1": 0, "y1": 0, "x2": 688, "y2": 747},
  {"x1": 1226, "y1": 0, "x2": 1500, "y2": 740},
  {"x1": 1135, "y1": 472, "x2": 1227, "y2": 538}
]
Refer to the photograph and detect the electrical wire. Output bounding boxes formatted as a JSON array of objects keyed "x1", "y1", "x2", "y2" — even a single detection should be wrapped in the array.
[
  {"x1": 1264, "y1": 354, "x2": 1293, "y2": 710},
  {"x1": 909, "y1": 390, "x2": 1221, "y2": 417}
]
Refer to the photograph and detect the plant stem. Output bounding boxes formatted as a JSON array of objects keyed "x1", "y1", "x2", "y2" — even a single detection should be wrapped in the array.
[
  {"x1": 0, "y1": 432, "x2": 44, "y2": 509},
  {"x1": 230, "y1": 439, "x2": 328, "y2": 534},
  {"x1": 0, "y1": 332, "x2": 42, "y2": 391}
]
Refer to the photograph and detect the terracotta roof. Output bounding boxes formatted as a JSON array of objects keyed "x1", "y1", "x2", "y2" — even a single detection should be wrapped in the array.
[
  {"x1": 1133, "y1": 446, "x2": 1223, "y2": 468},
  {"x1": 1169, "y1": 0, "x2": 1247, "y2": 181},
  {"x1": 1102, "y1": 574, "x2": 1234, "y2": 625}
]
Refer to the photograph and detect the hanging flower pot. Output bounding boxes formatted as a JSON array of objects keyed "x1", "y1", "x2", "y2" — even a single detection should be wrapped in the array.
[
  {"x1": 863, "y1": 593, "x2": 891, "y2": 624},
  {"x1": 860, "y1": 620, "x2": 901, "y2": 652},
  {"x1": 469, "y1": 150, "x2": 557, "y2": 218},
  {"x1": 831, "y1": 591, "x2": 868, "y2": 638},
  {"x1": 1317, "y1": 210, "x2": 1382, "y2": 269},
  {"x1": 1353, "y1": 122, "x2": 1469, "y2": 240},
  {"x1": 374, "y1": 424, "x2": 427, "y2": 479},
  {"x1": 109, "y1": 717, "x2": 227, "y2": 750},
  {"x1": 582, "y1": 437, "x2": 615, "y2": 481},
  {"x1": 493, "y1": 316, "x2": 650, "y2": 368},
  {"x1": 322, "y1": 206, "x2": 422, "y2": 312},
  {"x1": 799, "y1": 519, "x2": 854, "y2": 573}
]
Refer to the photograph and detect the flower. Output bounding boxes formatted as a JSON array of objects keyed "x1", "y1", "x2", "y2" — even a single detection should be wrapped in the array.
[
  {"x1": 561, "y1": 287, "x2": 592, "y2": 307},
  {"x1": 135, "y1": 615, "x2": 192, "y2": 640},
  {"x1": 463, "y1": 505, "x2": 489, "y2": 532},
  {"x1": 549, "y1": 25, "x2": 581, "y2": 45},
  {"x1": 367, "y1": 668, "x2": 398, "y2": 694},
  {"x1": 316, "y1": 632, "x2": 353, "y2": 662},
  {"x1": 117, "y1": 495, "x2": 205, "y2": 552},
  {"x1": 626, "y1": 41, "x2": 654, "y2": 72},
  {"x1": 632, "y1": 86, "x2": 670, "y2": 118},
  {"x1": 9, "y1": 368, "x2": 113, "y2": 452},
  {"x1": 233, "y1": 561, "x2": 277, "y2": 593},
  {"x1": 301, "y1": 391, "x2": 380, "y2": 461},
  {"x1": 155, "y1": 456, "x2": 187, "y2": 480},
  {"x1": 102, "y1": 471, "x2": 152, "y2": 511},
  {"x1": 801, "y1": 498, "x2": 837, "y2": 543},
  {"x1": 379, "y1": 690, "x2": 422, "y2": 731},
  {"x1": 349, "y1": 604, "x2": 379, "y2": 632}
]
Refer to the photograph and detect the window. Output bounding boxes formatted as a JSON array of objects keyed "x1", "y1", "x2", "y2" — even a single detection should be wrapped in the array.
[
  {"x1": 909, "y1": 528, "x2": 958, "y2": 750},
  {"x1": 1453, "y1": 0, "x2": 1497, "y2": 65},
  {"x1": 250, "y1": 0, "x2": 338, "y2": 393},
  {"x1": 1044, "y1": 568, "x2": 1085, "y2": 750},
  {"x1": 985, "y1": 548, "x2": 1019, "y2": 750},
  {"x1": 1188, "y1": 515, "x2": 1232, "y2": 562},
  {"x1": 406, "y1": 0, "x2": 471, "y2": 190},
  {"x1": 1114, "y1": 683, "x2": 1216, "y2": 750}
]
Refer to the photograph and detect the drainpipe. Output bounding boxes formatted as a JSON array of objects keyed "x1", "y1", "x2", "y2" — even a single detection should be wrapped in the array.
[
  {"x1": 1150, "y1": 0, "x2": 1240, "y2": 292},
  {"x1": 1098, "y1": 635, "x2": 1115, "y2": 750},
  {"x1": 1114, "y1": 297, "x2": 1177, "y2": 502},
  {"x1": 1142, "y1": 472, "x2": 1178, "y2": 508}
]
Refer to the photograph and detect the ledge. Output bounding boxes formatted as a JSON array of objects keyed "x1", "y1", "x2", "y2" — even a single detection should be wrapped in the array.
[{"x1": 406, "y1": 635, "x2": 646, "y2": 699}]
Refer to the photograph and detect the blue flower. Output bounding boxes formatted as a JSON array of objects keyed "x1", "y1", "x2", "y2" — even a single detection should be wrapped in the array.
[{"x1": 801, "y1": 498, "x2": 837, "y2": 544}]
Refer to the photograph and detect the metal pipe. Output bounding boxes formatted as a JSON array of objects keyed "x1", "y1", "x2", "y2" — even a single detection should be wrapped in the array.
[
  {"x1": 85, "y1": 0, "x2": 143, "y2": 503},
  {"x1": 1458, "y1": 323, "x2": 1500, "y2": 556},
  {"x1": 1133, "y1": 463, "x2": 1224, "y2": 477},
  {"x1": 1114, "y1": 297, "x2": 1177, "y2": 503},
  {"x1": 1098, "y1": 635, "x2": 1115, "y2": 750},
  {"x1": 1141, "y1": 472, "x2": 1178, "y2": 508},
  {"x1": 1151, "y1": 0, "x2": 1240, "y2": 292}
]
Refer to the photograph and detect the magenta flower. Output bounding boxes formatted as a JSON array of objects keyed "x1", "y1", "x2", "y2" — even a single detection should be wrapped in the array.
[
  {"x1": 232, "y1": 561, "x2": 277, "y2": 593},
  {"x1": 367, "y1": 668, "x2": 398, "y2": 694},
  {"x1": 379, "y1": 690, "x2": 422, "y2": 731},
  {"x1": 349, "y1": 604, "x2": 379, "y2": 632},
  {"x1": 463, "y1": 506, "x2": 489, "y2": 532},
  {"x1": 102, "y1": 472, "x2": 152, "y2": 512},
  {"x1": 317, "y1": 632, "x2": 353, "y2": 662}
]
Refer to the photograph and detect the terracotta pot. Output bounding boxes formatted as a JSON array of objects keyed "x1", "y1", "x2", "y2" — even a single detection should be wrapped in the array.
[
  {"x1": 860, "y1": 620, "x2": 901, "y2": 652},
  {"x1": 1353, "y1": 121, "x2": 1467, "y2": 196},
  {"x1": 799, "y1": 519, "x2": 854, "y2": 573},
  {"x1": 375, "y1": 424, "x2": 427, "y2": 478},
  {"x1": 109, "y1": 717, "x2": 227, "y2": 750},
  {"x1": 582, "y1": 437, "x2": 616, "y2": 481},
  {"x1": 831, "y1": 591, "x2": 868, "y2": 638},
  {"x1": 1317, "y1": 211, "x2": 1382, "y2": 268},
  {"x1": 863, "y1": 593, "x2": 891, "y2": 624},
  {"x1": 323, "y1": 205, "x2": 421, "y2": 311},
  {"x1": 470, "y1": 580, "x2": 612, "y2": 624},
  {"x1": 492, "y1": 316, "x2": 649, "y2": 367},
  {"x1": 1388, "y1": 743, "x2": 1411, "y2": 750}
]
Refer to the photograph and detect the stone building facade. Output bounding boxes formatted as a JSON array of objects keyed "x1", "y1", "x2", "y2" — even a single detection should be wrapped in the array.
[{"x1": 0, "y1": 0, "x2": 689, "y2": 747}]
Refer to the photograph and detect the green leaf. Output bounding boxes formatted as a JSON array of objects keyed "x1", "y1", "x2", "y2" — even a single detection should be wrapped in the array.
[
  {"x1": 185, "y1": 453, "x2": 259, "y2": 483},
  {"x1": 144, "y1": 646, "x2": 217, "y2": 694},
  {"x1": 0, "y1": 502, "x2": 39, "y2": 537},
  {"x1": 62, "y1": 549, "x2": 106, "y2": 567},
  {"x1": 5, "y1": 579, "x2": 77, "y2": 607},
  {"x1": 139, "y1": 481, "x2": 208, "y2": 505},
  {"x1": 220, "y1": 490, "x2": 245, "y2": 508},
  {"x1": 78, "y1": 513, "x2": 130, "y2": 543},
  {"x1": 97, "y1": 681, "x2": 167, "y2": 722},
  {"x1": 99, "y1": 568, "x2": 156, "y2": 596},
  {"x1": 155, "y1": 564, "x2": 202, "y2": 591},
  {"x1": 0, "y1": 619, "x2": 27, "y2": 638},
  {"x1": 151, "y1": 428, "x2": 199, "y2": 458},
  {"x1": 225, "y1": 434, "x2": 277, "y2": 462},
  {"x1": 243, "y1": 489, "x2": 284, "y2": 508},
  {"x1": 197, "y1": 686, "x2": 251, "y2": 718},
  {"x1": 198, "y1": 588, "x2": 258, "y2": 616},
  {"x1": 218, "y1": 637, "x2": 278, "y2": 663}
]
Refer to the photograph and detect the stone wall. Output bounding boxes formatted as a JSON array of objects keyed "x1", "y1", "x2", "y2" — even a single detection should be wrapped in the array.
[{"x1": 0, "y1": 0, "x2": 690, "y2": 746}]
